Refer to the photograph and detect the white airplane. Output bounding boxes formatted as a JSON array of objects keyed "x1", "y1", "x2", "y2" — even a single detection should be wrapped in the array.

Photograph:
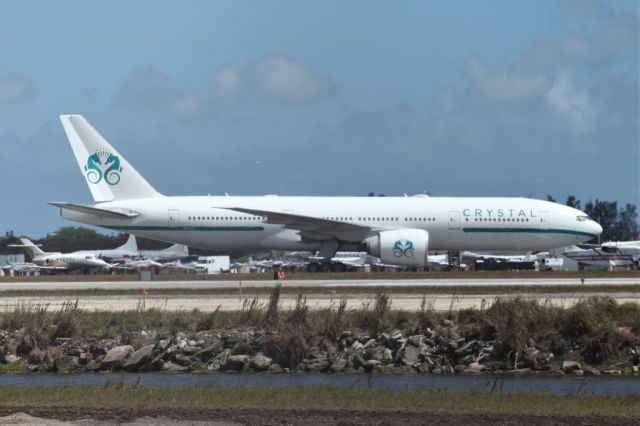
[
  {"x1": 563, "y1": 241, "x2": 640, "y2": 270},
  {"x1": 9, "y1": 238, "x2": 110, "y2": 271},
  {"x1": 138, "y1": 242, "x2": 189, "y2": 262},
  {"x1": 111, "y1": 258, "x2": 163, "y2": 272},
  {"x1": 160, "y1": 260, "x2": 199, "y2": 272},
  {"x1": 72, "y1": 234, "x2": 138, "y2": 261},
  {"x1": 463, "y1": 251, "x2": 535, "y2": 262},
  {"x1": 49, "y1": 115, "x2": 602, "y2": 268},
  {"x1": 1, "y1": 261, "x2": 42, "y2": 274},
  {"x1": 73, "y1": 234, "x2": 189, "y2": 262}
]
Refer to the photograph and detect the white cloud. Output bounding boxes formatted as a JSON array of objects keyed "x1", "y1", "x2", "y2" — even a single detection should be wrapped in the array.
[
  {"x1": 113, "y1": 55, "x2": 335, "y2": 117},
  {"x1": 525, "y1": 35, "x2": 589, "y2": 67},
  {"x1": 467, "y1": 57, "x2": 546, "y2": 102},
  {"x1": 545, "y1": 71, "x2": 597, "y2": 136},
  {"x1": 112, "y1": 68, "x2": 184, "y2": 111},
  {"x1": 210, "y1": 66, "x2": 241, "y2": 99},
  {"x1": 247, "y1": 54, "x2": 335, "y2": 104},
  {"x1": 0, "y1": 75, "x2": 35, "y2": 105},
  {"x1": 113, "y1": 68, "x2": 220, "y2": 119}
]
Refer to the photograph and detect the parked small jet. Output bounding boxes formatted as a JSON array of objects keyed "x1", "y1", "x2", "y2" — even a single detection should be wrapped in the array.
[
  {"x1": 564, "y1": 241, "x2": 640, "y2": 270},
  {"x1": 72, "y1": 234, "x2": 189, "y2": 262},
  {"x1": 138, "y1": 243, "x2": 189, "y2": 262},
  {"x1": 72, "y1": 234, "x2": 138, "y2": 261},
  {"x1": 0, "y1": 261, "x2": 42, "y2": 275},
  {"x1": 9, "y1": 238, "x2": 110, "y2": 271},
  {"x1": 111, "y1": 258, "x2": 163, "y2": 272}
]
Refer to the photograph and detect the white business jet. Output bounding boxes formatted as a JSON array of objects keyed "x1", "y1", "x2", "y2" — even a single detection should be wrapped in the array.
[
  {"x1": 564, "y1": 241, "x2": 640, "y2": 270},
  {"x1": 49, "y1": 115, "x2": 602, "y2": 268},
  {"x1": 9, "y1": 238, "x2": 110, "y2": 271}
]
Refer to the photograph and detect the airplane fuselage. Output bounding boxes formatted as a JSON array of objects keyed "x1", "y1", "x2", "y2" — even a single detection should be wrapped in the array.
[
  {"x1": 33, "y1": 254, "x2": 109, "y2": 270},
  {"x1": 58, "y1": 195, "x2": 601, "y2": 254}
]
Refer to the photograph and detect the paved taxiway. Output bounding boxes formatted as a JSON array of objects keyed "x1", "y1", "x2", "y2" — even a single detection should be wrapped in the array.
[
  {"x1": 0, "y1": 292, "x2": 639, "y2": 311},
  {"x1": 1, "y1": 277, "x2": 638, "y2": 311},
  {"x1": 1, "y1": 277, "x2": 639, "y2": 291}
]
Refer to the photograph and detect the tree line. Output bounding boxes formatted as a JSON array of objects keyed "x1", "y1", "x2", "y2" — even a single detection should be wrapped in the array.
[
  {"x1": 0, "y1": 228, "x2": 169, "y2": 256},
  {"x1": 547, "y1": 195, "x2": 638, "y2": 242}
]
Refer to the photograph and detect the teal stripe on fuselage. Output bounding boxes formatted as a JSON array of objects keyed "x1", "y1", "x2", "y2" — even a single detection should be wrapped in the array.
[
  {"x1": 106, "y1": 225, "x2": 594, "y2": 238},
  {"x1": 106, "y1": 226, "x2": 265, "y2": 232},
  {"x1": 462, "y1": 227, "x2": 596, "y2": 238}
]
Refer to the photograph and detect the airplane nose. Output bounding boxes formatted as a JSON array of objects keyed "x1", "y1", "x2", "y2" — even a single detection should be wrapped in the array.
[{"x1": 593, "y1": 221, "x2": 603, "y2": 236}]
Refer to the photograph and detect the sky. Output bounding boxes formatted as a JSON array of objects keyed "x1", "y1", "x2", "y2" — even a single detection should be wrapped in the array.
[{"x1": 0, "y1": 0, "x2": 637, "y2": 236}]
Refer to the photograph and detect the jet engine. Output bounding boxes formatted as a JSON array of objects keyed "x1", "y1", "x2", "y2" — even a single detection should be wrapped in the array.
[{"x1": 366, "y1": 229, "x2": 428, "y2": 267}]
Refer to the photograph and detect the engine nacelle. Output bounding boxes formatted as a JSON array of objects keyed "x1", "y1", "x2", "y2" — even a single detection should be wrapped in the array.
[{"x1": 366, "y1": 229, "x2": 428, "y2": 267}]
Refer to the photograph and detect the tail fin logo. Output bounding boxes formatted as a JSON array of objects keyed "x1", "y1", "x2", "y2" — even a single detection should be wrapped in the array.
[{"x1": 84, "y1": 148, "x2": 123, "y2": 185}]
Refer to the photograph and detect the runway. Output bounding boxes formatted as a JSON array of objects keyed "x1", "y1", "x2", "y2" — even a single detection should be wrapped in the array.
[{"x1": 1, "y1": 276, "x2": 639, "y2": 290}]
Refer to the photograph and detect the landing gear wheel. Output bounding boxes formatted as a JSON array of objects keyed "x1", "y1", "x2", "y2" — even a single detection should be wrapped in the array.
[
  {"x1": 307, "y1": 262, "x2": 320, "y2": 273},
  {"x1": 331, "y1": 263, "x2": 346, "y2": 273}
]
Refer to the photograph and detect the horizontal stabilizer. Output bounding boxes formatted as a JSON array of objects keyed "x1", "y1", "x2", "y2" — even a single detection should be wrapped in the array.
[
  {"x1": 9, "y1": 238, "x2": 46, "y2": 258},
  {"x1": 48, "y1": 202, "x2": 139, "y2": 219}
]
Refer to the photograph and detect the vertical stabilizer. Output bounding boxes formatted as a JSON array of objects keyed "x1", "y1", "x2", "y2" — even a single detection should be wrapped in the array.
[
  {"x1": 18, "y1": 238, "x2": 46, "y2": 259},
  {"x1": 167, "y1": 244, "x2": 189, "y2": 256},
  {"x1": 60, "y1": 115, "x2": 162, "y2": 202},
  {"x1": 117, "y1": 234, "x2": 138, "y2": 252}
]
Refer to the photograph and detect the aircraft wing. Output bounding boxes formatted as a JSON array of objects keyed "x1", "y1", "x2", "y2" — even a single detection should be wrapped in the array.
[
  {"x1": 461, "y1": 251, "x2": 531, "y2": 262},
  {"x1": 576, "y1": 244, "x2": 601, "y2": 250},
  {"x1": 335, "y1": 259, "x2": 365, "y2": 268},
  {"x1": 575, "y1": 243, "x2": 620, "y2": 256},
  {"x1": 161, "y1": 262, "x2": 198, "y2": 271},
  {"x1": 226, "y1": 207, "x2": 373, "y2": 242}
]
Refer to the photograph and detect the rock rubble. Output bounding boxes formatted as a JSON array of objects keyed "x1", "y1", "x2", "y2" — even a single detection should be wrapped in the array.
[{"x1": 0, "y1": 319, "x2": 634, "y2": 376}]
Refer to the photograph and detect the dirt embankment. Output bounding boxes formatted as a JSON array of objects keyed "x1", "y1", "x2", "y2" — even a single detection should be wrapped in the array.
[
  {"x1": 1, "y1": 292, "x2": 639, "y2": 376},
  {"x1": 0, "y1": 408, "x2": 638, "y2": 426}
]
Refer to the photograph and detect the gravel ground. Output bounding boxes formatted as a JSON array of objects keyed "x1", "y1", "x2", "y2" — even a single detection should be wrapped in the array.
[{"x1": 0, "y1": 408, "x2": 638, "y2": 426}]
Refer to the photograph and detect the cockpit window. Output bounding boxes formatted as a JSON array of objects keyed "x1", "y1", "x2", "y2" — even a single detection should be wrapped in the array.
[{"x1": 576, "y1": 215, "x2": 590, "y2": 222}]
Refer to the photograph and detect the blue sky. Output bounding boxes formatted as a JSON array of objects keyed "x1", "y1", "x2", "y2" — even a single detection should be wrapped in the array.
[{"x1": 0, "y1": 0, "x2": 637, "y2": 236}]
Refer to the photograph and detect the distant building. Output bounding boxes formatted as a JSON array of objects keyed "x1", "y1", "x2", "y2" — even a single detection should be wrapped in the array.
[{"x1": 0, "y1": 254, "x2": 25, "y2": 266}]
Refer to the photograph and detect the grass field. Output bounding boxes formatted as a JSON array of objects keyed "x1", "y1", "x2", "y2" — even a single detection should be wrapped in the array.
[
  {"x1": 0, "y1": 385, "x2": 638, "y2": 418},
  {"x1": 0, "y1": 284, "x2": 638, "y2": 298},
  {"x1": 1, "y1": 270, "x2": 640, "y2": 283}
]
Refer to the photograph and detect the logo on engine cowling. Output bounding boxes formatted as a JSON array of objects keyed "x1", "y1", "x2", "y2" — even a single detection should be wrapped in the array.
[
  {"x1": 393, "y1": 239, "x2": 414, "y2": 258},
  {"x1": 85, "y1": 148, "x2": 122, "y2": 186}
]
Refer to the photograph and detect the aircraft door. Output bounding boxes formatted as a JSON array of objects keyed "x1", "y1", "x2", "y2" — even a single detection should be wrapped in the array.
[
  {"x1": 448, "y1": 210, "x2": 460, "y2": 230},
  {"x1": 538, "y1": 211, "x2": 549, "y2": 229},
  {"x1": 168, "y1": 209, "x2": 180, "y2": 227}
]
